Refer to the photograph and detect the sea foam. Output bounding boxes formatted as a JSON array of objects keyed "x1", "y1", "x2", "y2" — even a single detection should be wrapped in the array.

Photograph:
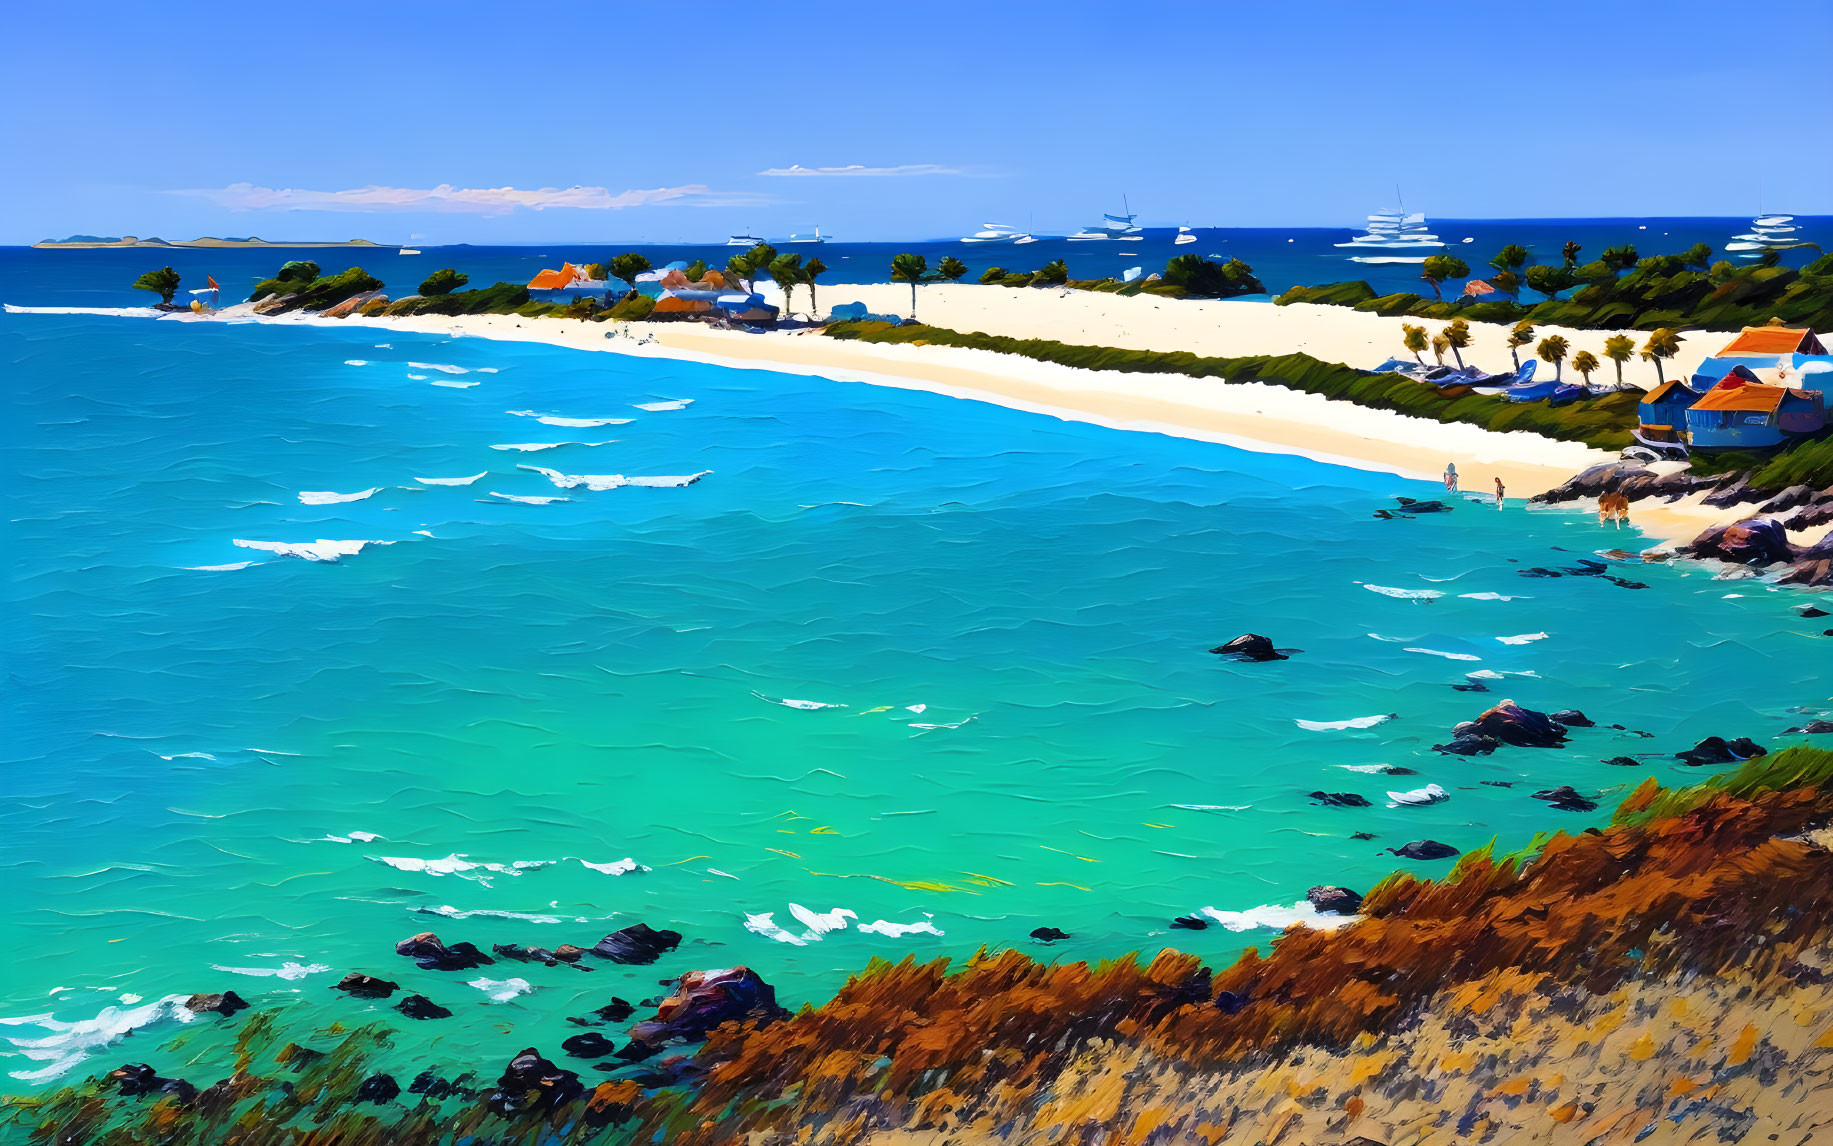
[
  {"x1": 1198, "y1": 900, "x2": 1361, "y2": 933},
  {"x1": 232, "y1": 539, "x2": 394, "y2": 563}
]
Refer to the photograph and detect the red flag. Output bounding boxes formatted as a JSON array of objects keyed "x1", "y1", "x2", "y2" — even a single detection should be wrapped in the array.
[{"x1": 207, "y1": 275, "x2": 220, "y2": 290}]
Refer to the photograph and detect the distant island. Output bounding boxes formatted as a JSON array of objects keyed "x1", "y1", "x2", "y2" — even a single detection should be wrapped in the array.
[{"x1": 33, "y1": 235, "x2": 396, "y2": 249}]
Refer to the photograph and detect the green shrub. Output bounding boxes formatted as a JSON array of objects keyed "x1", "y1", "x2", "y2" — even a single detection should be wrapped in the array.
[
  {"x1": 978, "y1": 266, "x2": 1008, "y2": 285},
  {"x1": 1355, "y1": 292, "x2": 1428, "y2": 317},
  {"x1": 1163, "y1": 254, "x2": 1263, "y2": 298},
  {"x1": 418, "y1": 268, "x2": 468, "y2": 296},
  {"x1": 607, "y1": 292, "x2": 656, "y2": 320},
  {"x1": 1276, "y1": 281, "x2": 1378, "y2": 308}
]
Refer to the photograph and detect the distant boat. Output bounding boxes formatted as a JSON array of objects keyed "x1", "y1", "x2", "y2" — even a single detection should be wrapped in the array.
[
  {"x1": 1336, "y1": 195, "x2": 1443, "y2": 263},
  {"x1": 1174, "y1": 226, "x2": 1197, "y2": 246},
  {"x1": 1727, "y1": 213, "x2": 1801, "y2": 255},
  {"x1": 727, "y1": 233, "x2": 766, "y2": 247},
  {"x1": 785, "y1": 226, "x2": 827, "y2": 245},
  {"x1": 1069, "y1": 199, "x2": 1143, "y2": 241},
  {"x1": 399, "y1": 248, "x2": 421, "y2": 255},
  {"x1": 961, "y1": 222, "x2": 1036, "y2": 244}
]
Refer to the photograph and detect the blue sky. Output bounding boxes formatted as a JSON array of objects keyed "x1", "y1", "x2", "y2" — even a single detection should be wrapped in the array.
[{"x1": 3, "y1": 0, "x2": 1829, "y2": 244}]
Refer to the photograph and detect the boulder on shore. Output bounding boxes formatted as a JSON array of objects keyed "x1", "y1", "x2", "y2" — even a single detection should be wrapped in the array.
[
  {"x1": 1208, "y1": 633, "x2": 1288, "y2": 662},
  {"x1": 627, "y1": 967, "x2": 789, "y2": 1050},
  {"x1": 1781, "y1": 532, "x2": 1833, "y2": 588},
  {"x1": 1683, "y1": 517, "x2": 1797, "y2": 568},
  {"x1": 1306, "y1": 886, "x2": 1363, "y2": 915}
]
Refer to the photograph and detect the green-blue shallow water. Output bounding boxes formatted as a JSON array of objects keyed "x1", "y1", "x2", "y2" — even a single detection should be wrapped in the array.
[{"x1": 2, "y1": 310, "x2": 1826, "y2": 1089}]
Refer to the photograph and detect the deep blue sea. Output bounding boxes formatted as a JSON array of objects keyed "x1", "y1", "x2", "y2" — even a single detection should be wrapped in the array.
[
  {"x1": 1, "y1": 238, "x2": 1828, "y2": 1094},
  {"x1": 10, "y1": 216, "x2": 1827, "y2": 313}
]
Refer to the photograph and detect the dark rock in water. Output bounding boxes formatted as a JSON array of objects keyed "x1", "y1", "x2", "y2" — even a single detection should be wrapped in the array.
[
  {"x1": 109, "y1": 1063, "x2": 196, "y2": 1102},
  {"x1": 395, "y1": 994, "x2": 452, "y2": 1020},
  {"x1": 1384, "y1": 766, "x2": 1419, "y2": 776},
  {"x1": 1030, "y1": 926, "x2": 1071, "y2": 942},
  {"x1": 332, "y1": 973, "x2": 399, "y2": 999},
  {"x1": 409, "y1": 1070, "x2": 477, "y2": 1100},
  {"x1": 614, "y1": 1039, "x2": 663, "y2": 1062},
  {"x1": 356, "y1": 1073, "x2": 401, "y2": 1104},
  {"x1": 1605, "y1": 575, "x2": 1649, "y2": 590},
  {"x1": 1170, "y1": 914, "x2": 1209, "y2": 930},
  {"x1": 1531, "y1": 785, "x2": 1599, "y2": 812},
  {"x1": 1684, "y1": 517, "x2": 1797, "y2": 568},
  {"x1": 1563, "y1": 558, "x2": 1609, "y2": 577},
  {"x1": 1209, "y1": 633, "x2": 1288, "y2": 662},
  {"x1": 1782, "y1": 719, "x2": 1833, "y2": 735},
  {"x1": 627, "y1": 967, "x2": 789, "y2": 1050},
  {"x1": 1214, "y1": 990, "x2": 1250, "y2": 1015},
  {"x1": 1438, "y1": 701, "x2": 1568, "y2": 756},
  {"x1": 1677, "y1": 736, "x2": 1767, "y2": 766},
  {"x1": 1798, "y1": 606, "x2": 1830, "y2": 619},
  {"x1": 1781, "y1": 531, "x2": 1833, "y2": 588},
  {"x1": 590, "y1": 923, "x2": 682, "y2": 965},
  {"x1": 638, "y1": 995, "x2": 665, "y2": 1007},
  {"x1": 1350, "y1": 831, "x2": 1378, "y2": 841},
  {"x1": 554, "y1": 944, "x2": 589, "y2": 963},
  {"x1": 1453, "y1": 680, "x2": 1490, "y2": 692},
  {"x1": 571, "y1": 997, "x2": 637, "y2": 1024},
  {"x1": 1306, "y1": 886, "x2": 1363, "y2": 915},
  {"x1": 1480, "y1": 780, "x2": 1515, "y2": 788},
  {"x1": 396, "y1": 932, "x2": 494, "y2": 971},
  {"x1": 1518, "y1": 567, "x2": 1563, "y2": 579},
  {"x1": 561, "y1": 1033, "x2": 619, "y2": 1058},
  {"x1": 1602, "y1": 755, "x2": 1644, "y2": 767},
  {"x1": 1393, "y1": 496, "x2": 1452, "y2": 513},
  {"x1": 1389, "y1": 840, "x2": 1460, "y2": 860},
  {"x1": 1551, "y1": 709, "x2": 1594, "y2": 728},
  {"x1": 1307, "y1": 790, "x2": 1372, "y2": 808},
  {"x1": 183, "y1": 991, "x2": 248, "y2": 1018},
  {"x1": 487, "y1": 1048, "x2": 583, "y2": 1118},
  {"x1": 493, "y1": 943, "x2": 566, "y2": 967}
]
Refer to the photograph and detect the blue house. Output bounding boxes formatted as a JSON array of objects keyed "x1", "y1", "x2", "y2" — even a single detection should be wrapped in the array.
[
  {"x1": 1684, "y1": 369, "x2": 1827, "y2": 449},
  {"x1": 1638, "y1": 379, "x2": 1703, "y2": 443}
]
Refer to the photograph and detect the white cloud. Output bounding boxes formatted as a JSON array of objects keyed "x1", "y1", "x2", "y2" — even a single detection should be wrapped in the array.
[
  {"x1": 756, "y1": 163, "x2": 964, "y2": 178},
  {"x1": 169, "y1": 182, "x2": 769, "y2": 215}
]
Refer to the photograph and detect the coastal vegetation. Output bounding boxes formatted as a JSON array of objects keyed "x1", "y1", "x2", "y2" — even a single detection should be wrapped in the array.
[
  {"x1": 418, "y1": 268, "x2": 468, "y2": 296},
  {"x1": 247, "y1": 265, "x2": 383, "y2": 313},
  {"x1": 825, "y1": 319, "x2": 1641, "y2": 449},
  {"x1": 1277, "y1": 245, "x2": 1833, "y2": 333},
  {"x1": 15, "y1": 745, "x2": 1831, "y2": 1146}
]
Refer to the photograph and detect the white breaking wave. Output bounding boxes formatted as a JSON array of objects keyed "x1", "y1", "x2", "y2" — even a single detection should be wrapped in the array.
[
  {"x1": 298, "y1": 488, "x2": 381, "y2": 505},
  {"x1": 430, "y1": 380, "x2": 479, "y2": 388},
  {"x1": 1404, "y1": 647, "x2": 1482, "y2": 661},
  {"x1": 507, "y1": 410, "x2": 635, "y2": 428},
  {"x1": 2, "y1": 304, "x2": 162, "y2": 318},
  {"x1": 744, "y1": 912, "x2": 806, "y2": 945},
  {"x1": 578, "y1": 858, "x2": 648, "y2": 875},
  {"x1": 415, "y1": 905, "x2": 590, "y2": 925},
  {"x1": 488, "y1": 491, "x2": 570, "y2": 505},
  {"x1": 1387, "y1": 783, "x2": 1449, "y2": 807},
  {"x1": 752, "y1": 692, "x2": 845, "y2": 710},
  {"x1": 232, "y1": 538, "x2": 394, "y2": 563},
  {"x1": 408, "y1": 362, "x2": 497, "y2": 375},
  {"x1": 1, "y1": 996, "x2": 196, "y2": 1082},
  {"x1": 468, "y1": 977, "x2": 533, "y2": 1002},
  {"x1": 1337, "y1": 764, "x2": 1397, "y2": 774},
  {"x1": 1170, "y1": 803, "x2": 1252, "y2": 811},
  {"x1": 414, "y1": 473, "x2": 486, "y2": 486},
  {"x1": 1496, "y1": 632, "x2": 1550, "y2": 645},
  {"x1": 1364, "y1": 585, "x2": 1443, "y2": 601},
  {"x1": 210, "y1": 962, "x2": 331, "y2": 980},
  {"x1": 746, "y1": 904, "x2": 941, "y2": 945},
  {"x1": 857, "y1": 918, "x2": 945, "y2": 938},
  {"x1": 1198, "y1": 900, "x2": 1361, "y2": 933},
  {"x1": 374, "y1": 854, "x2": 554, "y2": 886},
  {"x1": 1459, "y1": 592, "x2": 1526, "y2": 601},
  {"x1": 344, "y1": 359, "x2": 369, "y2": 366},
  {"x1": 184, "y1": 561, "x2": 260, "y2": 572},
  {"x1": 633, "y1": 399, "x2": 693, "y2": 411},
  {"x1": 519, "y1": 464, "x2": 711, "y2": 491},
  {"x1": 1465, "y1": 668, "x2": 1540, "y2": 680},
  {"x1": 322, "y1": 830, "x2": 380, "y2": 843},
  {"x1": 490, "y1": 441, "x2": 614, "y2": 452},
  {"x1": 1295, "y1": 714, "x2": 1393, "y2": 731}
]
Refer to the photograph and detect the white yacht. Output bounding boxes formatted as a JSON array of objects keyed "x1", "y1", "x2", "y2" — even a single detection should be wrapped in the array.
[
  {"x1": 398, "y1": 248, "x2": 421, "y2": 255},
  {"x1": 785, "y1": 226, "x2": 827, "y2": 245},
  {"x1": 726, "y1": 233, "x2": 767, "y2": 247},
  {"x1": 1069, "y1": 201, "x2": 1143, "y2": 241},
  {"x1": 1334, "y1": 200, "x2": 1444, "y2": 263},
  {"x1": 1727, "y1": 214, "x2": 1800, "y2": 255},
  {"x1": 1174, "y1": 226, "x2": 1197, "y2": 245},
  {"x1": 960, "y1": 222, "x2": 1037, "y2": 244}
]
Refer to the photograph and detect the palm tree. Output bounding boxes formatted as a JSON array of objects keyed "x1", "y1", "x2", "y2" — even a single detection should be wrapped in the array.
[
  {"x1": 1641, "y1": 328, "x2": 1683, "y2": 385},
  {"x1": 1401, "y1": 322, "x2": 1429, "y2": 364},
  {"x1": 1506, "y1": 321, "x2": 1536, "y2": 369},
  {"x1": 1419, "y1": 254, "x2": 1470, "y2": 301},
  {"x1": 1431, "y1": 333, "x2": 1450, "y2": 365},
  {"x1": 937, "y1": 255, "x2": 968, "y2": 283},
  {"x1": 768, "y1": 252, "x2": 803, "y2": 316},
  {"x1": 1603, "y1": 334, "x2": 1635, "y2": 387},
  {"x1": 890, "y1": 253, "x2": 929, "y2": 320},
  {"x1": 1572, "y1": 349, "x2": 1600, "y2": 389},
  {"x1": 1537, "y1": 335, "x2": 1570, "y2": 381},
  {"x1": 802, "y1": 256, "x2": 828, "y2": 318},
  {"x1": 1443, "y1": 318, "x2": 1471, "y2": 368},
  {"x1": 1561, "y1": 240, "x2": 1582, "y2": 267}
]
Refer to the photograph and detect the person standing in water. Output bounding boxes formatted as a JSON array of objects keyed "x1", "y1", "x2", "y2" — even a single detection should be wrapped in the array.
[
  {"x1": 1444, "y1": 462, "x2": 1458, "y2": 492},
  {"x1": 1494, "y1": 476, "x2": 1505, "y2": 508}
]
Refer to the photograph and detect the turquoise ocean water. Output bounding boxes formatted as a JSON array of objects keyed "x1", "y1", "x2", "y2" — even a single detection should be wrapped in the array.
[{"x1": 2, "y1": 307, "x2": 1827, "y2": 1092}]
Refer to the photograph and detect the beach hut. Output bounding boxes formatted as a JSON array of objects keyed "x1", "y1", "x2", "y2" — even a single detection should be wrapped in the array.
[
  {"x1": 1692, "y1": 326, "x2": 1832, "y2": 389},
  {"x1": 1637, "y1": 378, "x2": 1703, "y2": 443},
  {"x1": 527, "y1": 262, "x2": 610, "y2": 302},
  {"x1": 1684, "y1": 370, "x2": 1827, "y2": 448}
]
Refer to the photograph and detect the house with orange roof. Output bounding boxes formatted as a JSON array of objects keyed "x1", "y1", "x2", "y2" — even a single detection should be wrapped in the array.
[
  {"x1": 526, "y1": 261, "x2": 610, "y2": 301},
  {"x1": 1683, "y1": 367, "x2": 1826, "y2": 448},
  {"x1": 1693, "y1": 325, "x2": 1832, "y2": 392}
]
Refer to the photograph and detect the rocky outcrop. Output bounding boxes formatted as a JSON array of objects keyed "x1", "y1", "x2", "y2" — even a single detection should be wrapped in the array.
[
  {"x1": 395, "y1": 995, "x2": 451, "y2": 1020},
  {"x1": 108, "y1": 1063, "x2": 196, "y2": 1102},
  {"x1": 589, "y1": 923, "x2": 681, "y2": 965},
  {"x1": 1306, "y1": 886, "x2": 1363, "y2": 915},
  {"x1": 626, "y1": 967, "x2": 789, "y2": 1051},
  {"x1": 1208, "y1": 634, "x2": 1287, "y2": 662},
  {"x1": 487, "y1": 1048, "x2": 583, "y2": 1118},
  {"x1": 561, "y1": 1032, "x2": 619, "y2": 1058},
  {"x1": 320, "y1": 290, "x2": 387, "y2": 319},
  {"x1": 1531, "y1": 785, "x2": 1599, "y2": 812},
  {"x1": 1683, "y1": 517, "x2": 1797, "y2": 567},
  {"x1": 1781, "y1": 532, "x2": 1833, "y2": 588},
  {"x1": 1677, "y1": 736, "x2": 1768, "y2": 766},
  {"x1": 1388, "y1": 840, "x2": 1459, "y2": 860},
  {"x1": 396, "y1": 932, "x2": 494, "y2": 971},
  {"x1": 1533, "y1": 461, "x2": 1648, "y2": 504},
  {"x1": 1170, "y1": 914, "x2": 1209, "y2": 930},
  {"x1": 183, "y1": 991, "x2": 248, "y2": 1018},
  {"x1": 1307, "y1": 791, "x2": 1372, "y2": 808},
  {"x1": 1031, "y1": 927, "x2": 1071, "y2": 942},
  {"x1": 355, "y1": 1073, "x2": 401, "y2": 1104},
  {"x1": 1435, "y1": 700, "x2": 1573, "y2": 755},
  {"x1": 332, "y1": 973, "x2": 399, "y2": 999}
]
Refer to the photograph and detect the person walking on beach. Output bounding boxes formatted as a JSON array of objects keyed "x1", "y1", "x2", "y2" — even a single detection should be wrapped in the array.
[
  {"x1": 1444, "y1": 462, "x2": 1458, "y2": 493},
  {"x1": 1494, "y1": 476, "x2": 1505, "y2": 508}
]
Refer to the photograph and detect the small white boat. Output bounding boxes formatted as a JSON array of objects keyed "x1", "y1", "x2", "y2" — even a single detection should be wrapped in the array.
[
  {"x1": 727, "y1": 233, "x2": 766, "y2": 247},
  {"x1": 1174, "y1": 225, "x2": 1197, "y2": 245},
  {"x1": 1336, "y1": 193, "x2": 1443, "y2": 252},
  {"x1": 1728, "y1": 211, "x2": 1805, "y2": 256},
  {"x1": 1069, "y1": 198, "x2": 1144, "y2": 241},
  {"x1": 785, "y1": 226, "x2": 827, "y2": 244},
  {"x1": 961, "y1": 222, "x2": 1035, "y2": 244},
  {"x1": 399, "y1": 248, "x2": 421, "y2": 255}
]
